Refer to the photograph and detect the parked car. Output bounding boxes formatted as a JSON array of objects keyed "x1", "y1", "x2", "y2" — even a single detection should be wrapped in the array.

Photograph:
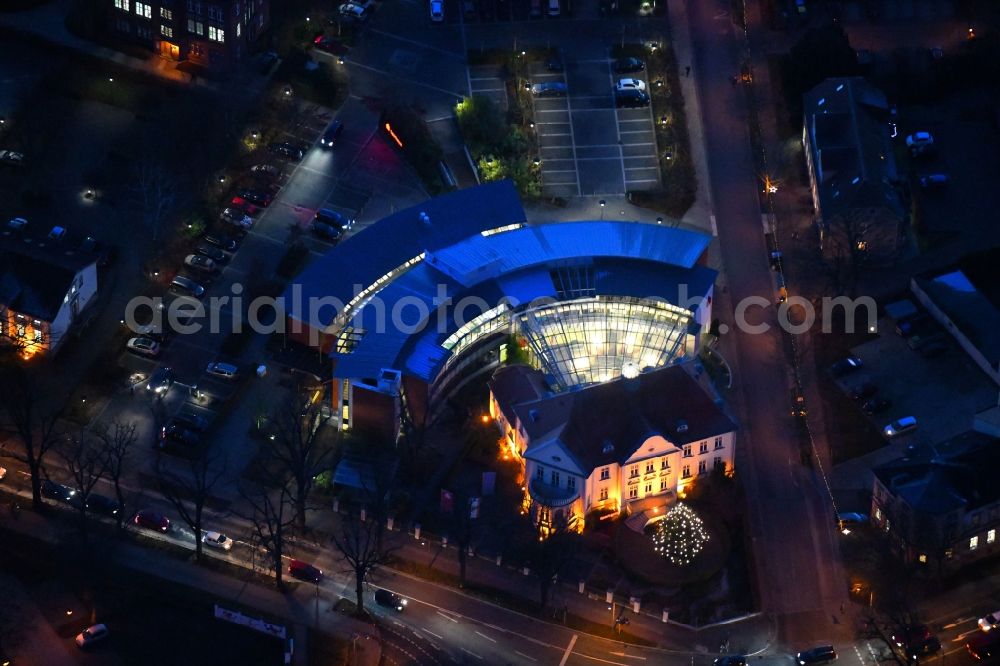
[
  {"x1": 256, "y1": 51, "x2": 278, "y2": 73},
  {"x1": 905, "y1": 132, "x2": 934, "y2": 152},
  {"x1": 313, "y1": 35, "x2": 349, "y2": 55},
  {"x1": 42, "y1": 480, "x2": 82, "y2": 509},
  {"x1": 126, "y1": 336, "x2": 160, "y2": 358},
  {"x1": 160, "y1": 423, "x2": 201, "y2": 449},
  {"x1": 829, "y1": 356, "x2": 862, "y2": 377},
  {"x1": 613, "y1": 57, "x2": 645, "y2": 73},
  {"x1": 6, "y1": 217, "x2": 27, "y2": 232},
  {"x1": 203, "y1": 232, "x2": 238, "y2": 251},
  {"x1": 862, "y1": 398, "x2": 891, "y2": 415},
  {"x1": 220, "y1": 207, "x2": 252, "y2": 229},
  {"x1": 228, "y1": 197, "x2": 259, "y2": 217},
  {"x1": 75, "y1": 624, "x2": 109, "y2": 648},
  {"x1": 87, "y1": 494, "x2": 121, "y2": 517},
  {"x1": 169, "y1": 411, "x2": 210, "y2": 433},
  {"x1": 170, "y1": 275, "x2": 205, "y2": 298},
  {"x1": 796, "y1": 646, "x2": 837, "y2": 665},
  {"x1": 184, "y1": 254, "x2": 217, "y2": 274},
  {"x1": 919, "y1": 173, "x2": 949, "y2": 189},
  {"x1": 288, "y1": 559, "x2": 323, "y2": 582},
  {"x1": 250, "y1": 163, "x2": 281, "y2": 179},
  {"x1": 206, "y1": 361, "x2": 239, "y2": 380},
  {"x1": 269, "y1": 142, "x2": 306, "y2": 160},
  {"x1": 547, "y1": 0, "x2": 560, "y2": 15},
  {"x1": 339, "y1": 2, "x2": 370, "y2": 20},
  {"x1": 883, "y1": 416, "x2": 917, "y2": 438},
  {"x1": 429, "y1": 0, "x2": 444, "y2": 21},
  {"x1": 848, "y1": 382, "x2": 877, "y2": 401},
  {"x1": 892, "y1": 625, "x2": 941, "y2": 660},
  {"x1": 531, "y1": 81, "x2": 568, "y2": 97},
  {"x1": 195, "y1": 245, "x2": 227, "y2": 263},
  {"x1": 615, "y1": 89, "x2": 650, "y2": 108},
  {"x1": 311, "y1": 221, "x2": 342, "y2": 241},
  {"x1": 48, "y1": 226, "x2": 67, "y2": 242},
  {"x1": 133, "y1": 509, "x2": 170, "y2": 533},
  {"x1": 0, "y1": 149, "x2": 25, "y2": 168},
  {"x1": 320, "y1": 120, "x2": 344, "y2": 149},
  {"x1": 315, "y1": 208, "x2": 352, "y2": 229},
  {"x1": 616, "y1": 78, "x2": 647, "y2": 92},
  {"x1": 374, "y1": 589, "x2": 408, "y2": 611},
  {"x1": 145, "y1": 367, "x2": 174, "y2": 394},
  {"x1": 894, "y1": 312, "x2": 929, "y2": 337},
  {"x1": 202, "y1": 531, "x2": 234, "y2": 551},
  {"x1": 237, "y1": 188, "x2": 273, "y2": 207}
]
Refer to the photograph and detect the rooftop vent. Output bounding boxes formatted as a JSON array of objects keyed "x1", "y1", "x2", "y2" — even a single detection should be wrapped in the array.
[
  {"x1": 676, "y1": 420, "x2": 689, "y2": 433},
  {"x1": 602, "y1": 440, "x2": 615, "y2": 454}
]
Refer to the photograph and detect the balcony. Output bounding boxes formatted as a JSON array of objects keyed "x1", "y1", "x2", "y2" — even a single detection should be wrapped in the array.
[{"x1": 529, "y1": 478, "x2": 580, "y2": 508}]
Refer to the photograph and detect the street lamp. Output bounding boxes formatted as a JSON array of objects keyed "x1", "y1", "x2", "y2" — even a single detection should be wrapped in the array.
[
  {"x1": 656, "y1": 217, "x2": 663, "y2": 225},
  {"x1": 599, "y1": 199, "x2": 606, "y2": 220}
]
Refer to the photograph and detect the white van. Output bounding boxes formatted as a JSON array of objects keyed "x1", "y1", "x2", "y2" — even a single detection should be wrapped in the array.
[{"x1": 547, "y1": 0, "x2": 560, "y2": 15}]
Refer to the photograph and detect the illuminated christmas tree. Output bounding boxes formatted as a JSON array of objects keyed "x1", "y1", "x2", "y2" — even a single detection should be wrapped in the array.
[{"x1": 652, "y1": 503, "x2": 709, "y2": 566}]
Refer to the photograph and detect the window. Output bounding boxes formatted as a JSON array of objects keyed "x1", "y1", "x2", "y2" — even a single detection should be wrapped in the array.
[
  {"x1": 208, "y1": 26, "x2": 225, "y2": 42},
  {"x1": 989, "y1": 529, "x2": 996, "y2": 544},
  {"x1": 33, "y1": 329, "x2": 42, "y2": 342},
  {"x1": 683, "y1": 446, "x2": 691, "y2": 458},
  {"x1": 186, "y1": 0, "x2": 201, "y2": 12},
  {"x1": 698, "y1": 460, "x2": 707, "y2": 474},
  {"x1": 236, "y1": 22, "x2": 241, "y2": 37},
  {"x1": 660, "y1": 457, "x2": 668, "y2": 470},
  {"x1": 629, "y1": 465, "x2": 638, "y2": 479},
  {"x1": 944, "y1": 548, "x2": 953, "y2": 559},
  {"x1": 644, "y1": 483, "x2": 652, "y2": 494},
  {"x1": 645, "y1": 462, "x2": 654, "y2": 474},
  {"x1": 188, "y1": 19, "x2": 204, "y2": 34},
  {"x1": 699, "y1": 442, "x2": 708, "y2": 454},
  {"x1": 660, "y1": 478, "x2": 668, "y2": 491},
  {"x1": 191, "y1": 42, "x2": 204, "y2": 55},
  {"x1": 628, "y1": 487, "x2": 638, "y2": 499},
  {"x1": 15, "y1": 324, "x2": 25, "y2": 338},
  {"x1": 550, "y1": 470, "x2": 560, "y2": 486},
  {"x1": 971, "y1": 536, "x2": 979, "y2": 551},
  {"x1": 599, "y1": 467, "x2": 610, "y2": 480},
  {"x1": 682, "y1": 465, "x2": 690, "y2": 479},
  {"x1": 160, "y1": 7, "x2": 173, "y2": 19},
  {"x1": 161, "y1": 24, "x2": 173, "y2": 37},
  {"x1": 567, "y1": 477, "x2": 576, "y2": 491},
  {"x1": 208, "y1": 3, "x2": 223, "y2": 20},
  {"x1": 598, "y1": 487, "x2": 608, "y2": 501},
  {"x1": 135, "y1": 2, "x2": 151, "y2": 18},
  {"x1": 713, "y1": 456, "x2": 722, "y2": 470},
  {"x1": 114, "y1": 0, "x2": 130, "y2": 10},
  {"x1": 115, "y1": 17, "x2": 131, "y2": 32},
  {"x1": 714, "y1": 436, "x2": 724, "y2": 450},
  {"x1": 535, "y1": 467, "x2": 544, "y2": 481},
  {"x1": 918, "y1": 554, "x2": 927, "y2": 563}
]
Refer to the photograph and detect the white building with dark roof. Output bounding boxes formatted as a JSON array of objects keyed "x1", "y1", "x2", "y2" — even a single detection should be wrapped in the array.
[{"x1": 0, "y1": 235, "x2": 98, "y2": 357}]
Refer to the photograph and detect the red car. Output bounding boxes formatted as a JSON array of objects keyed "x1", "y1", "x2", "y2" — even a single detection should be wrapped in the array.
[
  {"x1": 229, "y1": 196, "x2": 259, "y2": 215},
  {"x1": 288, "y1": 559, "x2": 322, "y2": 582},
  {"x1": 133, "y1": 509, "x2": 170, "y2": 533}
]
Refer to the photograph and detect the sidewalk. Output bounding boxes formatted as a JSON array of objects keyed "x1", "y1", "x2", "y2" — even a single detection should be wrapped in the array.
[{"x1": 0, "y1": 507, "x2": 380, "y2": 666}]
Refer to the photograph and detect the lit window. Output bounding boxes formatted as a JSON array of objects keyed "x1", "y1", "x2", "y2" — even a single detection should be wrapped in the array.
[
  {"x1": 644, "y1": 483, "x2": 652, "y2": 494},
  {"x1": 15, "y1": 325, "x2": 25, "y2": 337},
  {"x1": 645, "y1": 462, "x2": 654, "y2": 474},
  {"x1": 33, "y1": 329, "x2": 42, "y2": 342},
  {"x1": 599, "y1": 487, "x2": 608, "y2": 501},
  {"x1": 660, "y1": 478, "x2": 668, "y2": 491},
  {"x1": 208, "y1": 25, "x2": 225, "y2": 42},
  {"x1": 989, "y1": 529, "x2": 996, "y2": 544},
  {"x1": 971, "y1": 536, "x2": 979, "y2": 550},
  {"x1": 629, "y1": 465, "x2": 638, "y2": 479},
  {"x1": 628, "y1": 487, "x2": 637, "y2": 499},
  {"x1": 114, "y1": 0, "x2": 130, "y2": 10},
  {"x1": 236, "y1": 22, "x2": 241, "y2": 37},
  {"x1": 187, "y1": 19, "x2": 204, "y2": 34},
  {"x1": 135, "y1": 2, "x2": 151, "y2": 18},
  {"x1": 161, "y1": 24, "x2": 173, "y2": 37},
  {"x1": 682, "y1": 465, "x2": 690, "y2": 479},
  {"x1": 160, "y1": 7, "x2": 173, "y2": 19},
  {"x1": 918, "y1": 554, "x2": 927, "y2": 563},
  {"x1": 660, "y1": 457, "x2": 668, "y2": 470}
]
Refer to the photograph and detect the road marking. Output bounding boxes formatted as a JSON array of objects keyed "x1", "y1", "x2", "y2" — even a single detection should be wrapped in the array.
[
  {"x1": 559, "y1": 634, "x2": 578, "y2": 666},
  {"x1": 365, "y1": 28, "x2": 465, "y2": 59},
  {"x1": 610, "y1": 652, "x2": 647, "y2": 660},
  {"x1": 345, "y1": 61, "x2": 463, "y2": 98},
  {"x1": 516, "y1": 650, "x2": 539, "y2": 662},
  {"x1": 462, "y1": 647, "x2": 484, "y2": 660},
  {"x1": 436, "y1": 610, "x2": 458, "y2": 622},
  {"x1": 475, "y1": 630, "x2": 497, "y2": 642},
  {"x1": 422, "y1": 627, "x2": 443, "y2": 640}
]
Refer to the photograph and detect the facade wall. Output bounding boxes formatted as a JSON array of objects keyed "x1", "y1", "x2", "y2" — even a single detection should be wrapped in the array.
[
  {"x1": 348, "y1": 383, "x2": 399, "y2": 444},
  {"x1": 0, "y1": 263, "x2": 96, "y2": 357}
]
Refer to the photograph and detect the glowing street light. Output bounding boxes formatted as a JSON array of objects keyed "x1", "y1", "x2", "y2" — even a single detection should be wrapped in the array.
[{"x1": 599, "y1": 199, "x2": 606, "y2": 220}]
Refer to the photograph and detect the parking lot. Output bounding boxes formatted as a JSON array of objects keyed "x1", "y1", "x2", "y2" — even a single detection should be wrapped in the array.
[
  {"x1": 468, "y1": 64, "x2": 508, "y2": 111},
  {"x1": 529, "y1": 56, "x2": 660, "y2": 197}
]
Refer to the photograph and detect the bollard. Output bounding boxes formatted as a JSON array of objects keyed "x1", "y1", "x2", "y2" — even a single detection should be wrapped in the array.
[
  {"x1": 662, "y1": 610, "x2": 669, "y2": 623},
  {"x1": 467, "y1": 546, "x2": 474, "y2": 556},
  {"x1": 631, "y1": 597, "x2": 640, "y2": 613},
  {"x1": 606, "y1": 589, "x2": 614, "y2": 603},
  {"x1": 442, "y1": 536, "x2": 448, "y2": 548},
  {"x1": 522, "y1": 566, "x2": 530, "y2": 576},
  {"x1": 496, "y1": 554, "x2": 502, "y2": 566},
  {"x1": 414, "y1": 523, "x2": 421, "y2": 540},
  {"x1": 387, "y1": 516, "x2": 394, "y2": 531},
  {"x1": 578, "y1": 581, "x2": 586, "y2": 594},
  {"x1": 359, "y1": 507, "x2": 366, "y2": 522},
  {"x1": 333, "y1": 497, "x2": 339, "y2": 512}
]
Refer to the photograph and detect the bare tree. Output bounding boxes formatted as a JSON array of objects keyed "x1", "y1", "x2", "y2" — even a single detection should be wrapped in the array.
[
  {"x1": 127, "y1": 159, "x2": 178, "y2": 244},
  {"x1": 57, "y1": 434, "x2": 109, "y2": 542},
  {"x1": 156, "y1": 444, "x2": 227, "y2": 563},
  {"x1": 0, "y1": 356, "x2": 65, "y2": 511},
  {"x1": 94, "y1": 420, "x2": 138, "y2": 530},
  {"x1": 238, "y1": 480, "x2": 295, "y2": 589},
  {"x1": 441, "y1": 490, "x2": 479, "y2": 588},
  {"x1": 266, "y1": 382, "x2": 334, "y2": 531},
  {"x1": 330, "y1": 479, "x2": 393, "y2": 615},
  {"x1": 820, "y1": 208, "x2": 902, "y2": 296},
  {"x1": 512, "y1": 511, "x2": 579, "y2": 611}
]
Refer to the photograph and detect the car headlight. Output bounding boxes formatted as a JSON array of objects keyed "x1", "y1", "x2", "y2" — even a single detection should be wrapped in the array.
[{"x1": 401, "y1": 599, "x2": 408, "y2": 605}]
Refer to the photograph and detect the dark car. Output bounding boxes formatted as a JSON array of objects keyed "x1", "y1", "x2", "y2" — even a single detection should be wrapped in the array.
[
  {"x1": 203, "y1": 232, "x2": 238, "y2": 252},
  {"x1": 270, "y1": 142, "x2": 305, "y2": 160},
  {"x1": 171, "y1": 411, "x2": 210, "y2": 432},
  {"x1": 160, "y1": 424, "x2": 201, "y2": 449},
  {"x1": 319, "y1": 120, "x2": 344, "y2": 149},
  {"x1": 374, "y1": 589, "x2": 407, "y2": 611},
  {"x1": 615, "y1": 89, "x2": 650, "y2": 108},
  {"x1": 42, "y1": 480, "x2": 83, "y2": 509},
  {"x1": 313, "y1": 35, "x2": 349, "y2": 55},
  {"x1": 315, "y1": 208, "x2": 351, "y2": 229},
  {"x1": 145, "y1": 367, "x2": 174, "y2": 394},
  {"x1": 613, "y1": 57, "x2": 645, "y2": 73},
  {"x1": 797, "y1": 646, "x2": 836, "y2": 665},
  {"x1": 848, "y1": 382, "x2": 877, "y2": 401},
  {"x1": 256, "y1": 51, "x2": 279, "y2": 73},
  {"x1": 919, "y1": 174, "x2": 948, "y2": 190},
  {"x1": 249, "y1": 163, "x2": 281, "y2": 180},
  {"x1": 236, "y1": 188, "x2": 273, "y2": 207},
  {"x1": 87, "y1": 493, "x2": 121, "y2": 518},
  {"x1": 288, "y1": 559, "x2": 323, "y2": 582},
  {"x1": 862, "y1": 398, "x2": 891, "y2": 415},
  {"x1": 195, "y1": 245, "x2": 227, "y2": 263},
  {"x1": 531, "y1": 81, "x2": 568, "y2": 97},
  {"x1": 311, "y1": 221, "x2": 342, "y2": 241},
  {"x1": 829, "y1": 356, "x2": 863, "y2": 377},
  {"x1": 894, "y1": 313, "x2": 929, "y2": 337},
  {"x1": 714, "y1": 657, "x2": 746, "y2": 666},
  {"x1": 893, "y1": 625, "x2": 941, "y2": 660},
  {"x1": 133, "y1": 509, "x2": 170, "y2": 533}
]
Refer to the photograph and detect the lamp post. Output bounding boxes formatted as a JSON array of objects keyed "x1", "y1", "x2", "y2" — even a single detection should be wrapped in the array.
[{"x1": 599, "y1": 199, "x2": 606, "y2": 220}]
